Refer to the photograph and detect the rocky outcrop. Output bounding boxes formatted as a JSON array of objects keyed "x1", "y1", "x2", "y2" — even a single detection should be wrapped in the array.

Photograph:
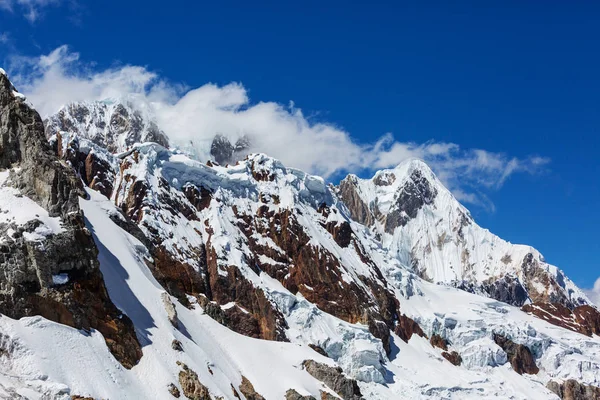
[
  {"x1": 0, "y1": 72, "x2": 142, "y2": 369},
  {"x1": 442, "y1": 351, "x2": 462, "y2": 366},
  {"x1": 493, "y1": 333, "x2": 539, "y2": 375},
  {"x1": 339, "y1": 169, "x2": 437, "y2": 234},
  {"x1": 522, "y1": 302, "x2": 600, "y2": 337},
  {"x1": 168, "y1": 383, "x2": 181, "y2": 398},
  {"x1": 238, "y1": 376, "x2": 266, "y2": 400},
  {"x1": 480, "y1": 275, "x2": 529, "y2": 307},
  {"x1": 430, "y1": 334, "x2": 448, "y2": 350},
  {"x1": 337, "y1": 176, "x2": 375, "y2": 227},
  {"x1": 383, "y1": 169, "x2": 437, "y2": 233},
  {"x1": 172, "y1": 339, "x2": 183, "y2": 351},
  {"x1": 302, "y1": 360, "x2": 362, "y2": 400},
  {"x1": 285, "y1": 389, "x2": 317, "y2": 400},
  {"x1": 237, "y1": 203, "x2": 398, "y2": 352},
  {"x1": 210, "y1": 134, "x2": 250, "y2": 166},
  {"x1": 395, "y1": 314, "x2": 426, "y2": 343},
  {"x1": 177, "y1": 362, "x2": 211, "y2": 400},
  {"x1": 547, "y1": 380, "x2": 600, "y2": 400}
]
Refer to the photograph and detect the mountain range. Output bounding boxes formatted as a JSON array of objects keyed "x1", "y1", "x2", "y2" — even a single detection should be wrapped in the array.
[{"x1": 0, "y1": 68, "x2": 599, "y2": 399}]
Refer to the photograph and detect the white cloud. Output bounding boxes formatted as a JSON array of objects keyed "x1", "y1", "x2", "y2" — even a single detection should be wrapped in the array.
[
  {"x1": 6, "y1": 45, "x2": 550, "y2": 208},
  {"x1": 0, "y1": 32, "x2": 9, "y2": 44},
  {"x1": 584, "y1": 278, "x2": 600, "y2": 308},
  {"x1": 0, "y1": 0, "x2": 61, "y2": 22}
]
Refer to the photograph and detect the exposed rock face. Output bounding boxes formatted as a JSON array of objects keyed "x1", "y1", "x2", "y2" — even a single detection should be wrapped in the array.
[
  {"x1": 0, "y1": 72, "x2": 142, "y2": 369},
  {"x1": 337, "y1": 175, "x2": 376, "y2": 228},
  {"x1": 45, "y1": 101, "x2": 169, "y2": 153},
  {"x1": 481, "y1": 275, "x2": 529, "y2": 307},
  {"x1": 168, "y1": 383, "x2": 181, "y2": 398},
  {"x1": 442, "y1": 351, "x2": 462, "y2": 366},
  {"x1": 337, "y1": 159, "x2": 591, "y2": 314},
  {"x1": 285, "y1": 389, "x2": 317, "y2": 400},
  {"x1": 430, "y1": 334, "x2": 448, "y2": 350},
  {"x1": 339, "y1": 168, "x2": 436, "y2": 234},
  {"x1": 383, "y1": 169, "x2": 437, "y2": 233},
  {"x1": 302, "y1": 360, "x2": 363, "y2": 400},
  {"x1": 172, "y1": 339, "x2": 183, "y2": 352},
  {"x1": 520, "y1": 253, "x2": 584, "y2": 308},
  {"x1": 394, "y1": 314, "x2": 426, "y2": 343},
  {"x1": 493, "y1": 333, "x2": 539, "y2": 375},
  {"x1": 177, "y1": 362, "x2": 211, "y2": 400},
  {"x1": 522, "y1": 302, "x2": 600, "y2": 337},
  {"x1": 210, "y1": 134, "x2": 250, "y2": 166},
  {"x1": 547, "y1": 380, "x2": 600, "y2": 400},
  {"x1": 238, "y1": 376, "x2": 266, "y2": 400}
]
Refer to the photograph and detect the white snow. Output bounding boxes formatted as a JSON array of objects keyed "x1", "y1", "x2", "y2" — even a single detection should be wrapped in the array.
[
  {"x1": 51, "y1": 274, "x2": 70, "y2": 286},
  {"x1": 0, "y1": 170, "x2": 64, "y2": 241}
]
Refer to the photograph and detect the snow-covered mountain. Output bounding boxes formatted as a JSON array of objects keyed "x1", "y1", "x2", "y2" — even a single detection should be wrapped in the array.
[
  {"x1": 45, "y1": 100, "x2": 170, "y2": 153},
  {"x1": 338, "y1": 160, "x2": 589, "y2": 309},
  {"x1": 1, "y1": 69, "x2": 600, "y2": 399}
]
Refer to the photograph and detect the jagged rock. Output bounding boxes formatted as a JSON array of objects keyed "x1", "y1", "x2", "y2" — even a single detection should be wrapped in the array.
[
  {"x1": 239, "y1": 205, "x2": 396, "y2": 349},
  {"x1": 442, "y1": 351, "x2": 462, "y2": 366},
  {"x1": 302, "y1": 360, "x2": 362, "y2": 400},
  {"x1": 168, "y1": 383, "x2": 181, "y2": 398},
  {"x1": 0, "y1": 72, "x2": 142, "y2": 369},
  {"x1": 162, "y1": 292, "x2": 179, "y2": 328},
  {"x1": 309, "y1": 344, "x2": 329, "y2": 357},
  {"x1": 383, "y1": 169, "x2": 437, "y2": 233},
  {"x1": 177, "y1": 362, "x2": 211, "y2": 400},
  {"x1": 481, "y1": 275, "x2": 529, "y2": 307},
  {"x1": 285, "y1": 389, "x2": 317, "y2": 400},
  {"x1": 172, "y1": 339, "x2": 183, "y2": 352},
  {"x1": 493, "y1": 333, "x2": 539, "y2": 375},
  {"x1": 210, "y1": 134, "x2": 250, "y2": 165},
  {"x1": 238, "y1": 375, "x2": 266, "y2": 400},
  {"x1": 394, "y1": 314, "x2": 426, "y2": 343},
  {"x1": 45, "y1": 101, "x2": 169, "y2": 153},
  {"x1": 547, "y1": 380, "x2": 600, "y2": 400},
  {"x1": 522, "y1": 302, "x2": 600, "y2": 337},
  {"x1": 430, "y1": 334, "x2": 448, "y2": 350}
]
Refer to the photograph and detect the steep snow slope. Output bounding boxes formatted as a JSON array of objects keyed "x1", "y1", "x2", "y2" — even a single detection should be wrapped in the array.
[
  {"x1": 338, "y1": 159, "x2": 589, "y2": 309},
  {"x1": 68, "y1": 139, "x2": 600, "y2": 398},
  {"x1": 0, "y1": 189, "x2": 341, "y2": 399}
]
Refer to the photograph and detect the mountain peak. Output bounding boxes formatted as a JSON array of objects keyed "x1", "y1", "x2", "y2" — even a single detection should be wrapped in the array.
[{"x1": 45, "y1": 99, "x2": 169, "y2": 153}]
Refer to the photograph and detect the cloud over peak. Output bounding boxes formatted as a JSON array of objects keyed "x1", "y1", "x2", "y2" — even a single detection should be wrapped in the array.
[{"x1": 6, "y1": 45, "x2": 549, "y2": 209}]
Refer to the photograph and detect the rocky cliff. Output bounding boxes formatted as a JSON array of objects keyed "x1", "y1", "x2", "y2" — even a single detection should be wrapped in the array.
[{"x1": 0, "y1": 70, "x2": 141, "y2": 369}]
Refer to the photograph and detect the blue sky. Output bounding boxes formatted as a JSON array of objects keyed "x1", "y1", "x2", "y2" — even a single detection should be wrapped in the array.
[{"x1": 1, "y1": 1, "x2": 599, "y2": 291}]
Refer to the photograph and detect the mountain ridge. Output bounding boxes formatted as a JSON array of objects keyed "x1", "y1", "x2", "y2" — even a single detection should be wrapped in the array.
[{"x1": 0, "y1": 70, "x2": 599, "y2": 399}]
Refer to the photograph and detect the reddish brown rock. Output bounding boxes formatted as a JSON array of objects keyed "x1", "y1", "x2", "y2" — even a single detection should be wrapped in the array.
[
  {"x1": 84, "y1": 151, "x2": 115, "y2": 198},
  {"x1": 430, "y1": 334, "x2": 448, "y2": 350},
  {"x1": 239, "y1": 376, "x2": 266, "y2": 400},
  {"x1": 237, "y1": 205, "x2": 398, "y2": 352},
  {"x1": 177, "y1": 362, "x2": 211, "y2": 400},
  {"x1": 547, "y1": 379, "x2": 600, "y2": 400},
  {"x1": 395, "y1": 314, "x2": 426, "y2": 343},
  {"x1": 522, "y1": 302, "x2": 600, "y2": 337},
  {"x1": 493, "y1": 333, "x2": 539, "y2": 375},
  {"x1": 442, "y1": 351, "x2": 462, "y2": 366}
]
